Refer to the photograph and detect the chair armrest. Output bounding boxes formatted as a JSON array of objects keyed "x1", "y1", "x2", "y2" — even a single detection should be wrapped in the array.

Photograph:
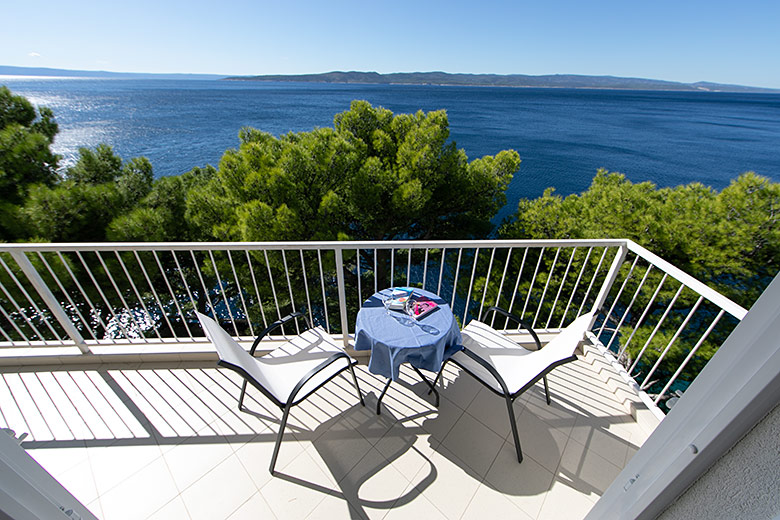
[
  {"x1": 481, "y1": 306, "x2": 542, "y2": 350},
  {"x1": 250, "y1": 311, "x2": 311, "y2": 355},
  {"x1": 286, "y1": 351, "x2": 353, "y2": 407}
]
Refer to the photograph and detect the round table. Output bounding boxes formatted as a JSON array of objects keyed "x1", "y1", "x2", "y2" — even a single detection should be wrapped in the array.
[{"x1": 354, "y1": 288, "x2": 462, "y2": 413}]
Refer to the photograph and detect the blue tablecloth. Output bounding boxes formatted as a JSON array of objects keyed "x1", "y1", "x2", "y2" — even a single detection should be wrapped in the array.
[{"x1": 354, "y1": 288, "x2": 462, "y2": 381}]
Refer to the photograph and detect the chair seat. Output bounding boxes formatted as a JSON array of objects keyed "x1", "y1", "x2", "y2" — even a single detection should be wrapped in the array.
[
  {"x1": 254, "y1": 327, "x2": 353, "y2": 405},
  {"x1": 454, "y1": 312, "x2": 594, "y2": 395},
  {"x1": 198, "y1": 316, "x2": 351, "y2": 406}
]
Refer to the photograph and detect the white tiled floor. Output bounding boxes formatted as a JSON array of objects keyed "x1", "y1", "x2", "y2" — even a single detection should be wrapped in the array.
[{"x1": 2, "y1": 342, "x2": 657, "y2": 520}]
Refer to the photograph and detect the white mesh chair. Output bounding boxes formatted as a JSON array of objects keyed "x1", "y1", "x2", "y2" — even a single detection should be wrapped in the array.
[
  {"x1": 439, "y1": 306, "x2": 595, "y2": 463},
  {"x1": 196, "y1": 311, "x2": 364, "y2": 474}
]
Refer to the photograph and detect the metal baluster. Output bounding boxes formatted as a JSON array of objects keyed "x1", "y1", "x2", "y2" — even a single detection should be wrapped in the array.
[
  {"x1": 390, "y1": 248, "x2": 395, "y2": 288},
  {"x1": 451, "y1": 248, "x2": 463, "y2": 309},
  {"x1": 148, "y1": 250, "x2": 192, "y2": 338},
  {"x1": 521, "y1": 248, "x2": 545, "y2": 322},
  {"x1": 464, "y1": 248, "x2": 480, "y2": 323},
  {"x1": 641, "y1": 295, "x2": 704, "y2": 390},
  {"x1": 57, "y1": 251, "x2": 109, "y2": 336},
  {"x1": 356, "y1": 249, "x2": 362, "y2": 306},
  {"x1": 479, "y1": 248, "x2": 496, "y2": 322},
  {"x1": 422, "y1": 249, "x2": 429, "y2": 291},
  {"x1": 280, "y1": 250, "x2": 299, "y2": 335},
  {"x1": 0, "y1": 255, "x2": 62, "y2": 342},
  {"x1": 533, "y1": 247, "x2": 560, "y2": 328},
  {"x1": 629, "y1": 282, "x2": 685, "y2": 376},
  {"x1": 172, "y1": 250, "x2": 202, "y2": 338},
  {"x1": 506, "y1": 248, "x2": 529, "y2": 330},
  {"x1": 597, "y1": 255, "x2": 639, "y2": 337},
  {"x1": 654, "y1": 309, "x2": 725, "y2": 404},
  {"x1": 437, "y1": 248, "x2": 446, "y2": 296},
  {"x1": 0, "y1": 297, "x2": 32, "y2": 345},
  {"x1": 78, "y1": 251, "x2": 133, "y2": 340},
  {"x1": 245, "y1": 250, "x2": 269, "y2": 330},
  {"x1": 317, "y1": 249, "x2": 330, "y2": 333},
  {"x1": 300, "y1": 250, "x2": 314, "y2": 327},
  {"x1": 406, "y1": 248, "x2": 412, "y2": 287},
  {"x1": 209, "y1": 250, "x2": 239, "y2": 337},
  {"x1": 546, "y1": 247, "x2": 577, "y2": 329},
  {"x1": 37, "y1": 252, "x2": 96, "y2": 340},
  {"x1": 491, "y1": 248, "x2": 513, "y2": 327},
  {"x1": 576, "y1": 247, "x2": 609, "y2": 318},
  {"x1": 190, "y1": 250, "x2": 218, "y2": 323},
  {"x1": 113, "y1": 252, "x2": 162, "y2": 341},
  {"x1": 608, "y1": 263, "x2": 654, "y2": 351},
  {"x1": 263, "y1": 250, "x2": 284, "y2": 325},
  {"x1": 94, "y1": 251, "x2": 150, "y2": 342},
  {"x1": 133, "y1": 251, "x2": 178, "y2": 339},
  {"x1": 559, "y1": 247, "x2": 593, "y2": 328},
  {"x1": 618, "y1": 272, "x2": 669, "y2": 361},
  {"x1": 227, "y1": 251, "x2": 254, "y2": 337}
]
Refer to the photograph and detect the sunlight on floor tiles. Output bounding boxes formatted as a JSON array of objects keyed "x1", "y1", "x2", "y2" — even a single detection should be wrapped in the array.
[{"x1": 2, "y1": 343, "x2": 656, "y2": 520}]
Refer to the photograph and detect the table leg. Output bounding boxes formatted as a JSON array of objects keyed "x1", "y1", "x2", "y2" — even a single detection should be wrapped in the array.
[
  {"x1": 376, "y1": 378, "x2": 392, "y2": 415},
  {"x1": 411, "y1": 365, "x2": 440, "y2": 407}
]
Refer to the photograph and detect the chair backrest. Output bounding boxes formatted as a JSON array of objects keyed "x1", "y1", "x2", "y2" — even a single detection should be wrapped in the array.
[
  {"x1": 535, "y1": 311, "x2": 595, "y2": 365},
  {"x1": 195, "y1": 312, "x2": 275, "y2": 389}
]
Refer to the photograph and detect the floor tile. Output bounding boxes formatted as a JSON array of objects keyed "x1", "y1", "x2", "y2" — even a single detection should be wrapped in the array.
[
  {"x1": 381, "y1": 481, "x2": 449, "y2": 520},
  {"x1": 439, "y1": 410, "x2": 504, "y2": 477},
  {"x1": 556, "y1": 437, "x2": 624, "y2": 500},
  {"x1": 87, "y1": 443, "x2": 164, "y2": 496},
  {"x1": 537, "y1": 476, "x2": 597, "y2": 520},
  {"x1": 233, "y1": 431, "x2": 306, "y2": 490},
  {"x1": 179, "y1": 453, "x2": 258, "y2": 520},
  {"x1": 99, "y1": 456, "x2": 179, "y2": 520},
  {"x1": 163, "y1": 437, "x2": 235, "y2": 492},
  {"x1": 27, "y1": 443, "x2": 89, "y2": 477},
  {"x1": 51, "y1": 457, "x2": 100, "y2": 507},
  {"x1": 513, "y1": 407, "x2": 571, "y2": 473},
  {"x1": 305, "y1": 491, "x2": 368, "y2": 520},
  {"x1": 484, "y1": 438, "x2": 555, "y2": 519},
  {"x1": 568, "y1": 414, "x2": 633, "y2": 469},
  {"x1": 461, "y1": 483, "x2": 534, "y2": 520},
  {"x1": 147, "y1": 496, "x2": 191, "y2": 520},
  {"x1": 259, "y1": 449, "x2": 337, "y2": 519},
  {"x1": 411, "y1": 444, "x2": 482, "y2": 519},
  {"x1": 226, "y1": 492, "x2": 277, "y2": 520},
  {"x1": 338, "y1": 447, "x2": 410, "y2": 519}
]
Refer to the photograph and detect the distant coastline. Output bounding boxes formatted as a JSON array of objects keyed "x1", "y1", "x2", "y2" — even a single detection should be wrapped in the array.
[
  {"x1": 0, "y1": 65, "x2": 225, "y2": 81},
  {"x1": 224, "y1": 71, "x2": 780, "y2": 94},
  {"x1": 1, "y1": 65, "x2": 778, "y2": 93}
]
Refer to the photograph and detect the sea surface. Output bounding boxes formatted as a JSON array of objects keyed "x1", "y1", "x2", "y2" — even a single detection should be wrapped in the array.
[{"x1": 3, "y1": 76, "x2": 779, "y2": 222}]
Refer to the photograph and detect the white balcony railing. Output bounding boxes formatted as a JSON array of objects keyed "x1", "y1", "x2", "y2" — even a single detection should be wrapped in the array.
[{"x1": 0, "y1": 239, "x2": 747, "y2": 410}]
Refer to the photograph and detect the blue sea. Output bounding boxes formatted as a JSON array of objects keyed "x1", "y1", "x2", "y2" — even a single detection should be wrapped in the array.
[{"x1": 3, "y1": 77, "x2": 779, "y2": 222}]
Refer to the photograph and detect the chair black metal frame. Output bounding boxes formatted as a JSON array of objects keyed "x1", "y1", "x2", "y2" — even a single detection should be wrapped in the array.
[
  {"x1": 437, "y1": 306, "x2": 580, "y2": 464},
  {"x1": 198, "y1": 311, "x2": 365, "y2": 474}
]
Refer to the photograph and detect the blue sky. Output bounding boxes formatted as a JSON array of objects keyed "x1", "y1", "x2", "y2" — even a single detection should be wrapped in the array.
[{"x1": 2, "y1": 0, "x2": 779, "y2": 88}]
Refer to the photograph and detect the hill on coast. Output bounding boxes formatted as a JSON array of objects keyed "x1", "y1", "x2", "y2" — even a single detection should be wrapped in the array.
[{"x1": 225, "y1": 71, "x2": 778, "y2": 93}]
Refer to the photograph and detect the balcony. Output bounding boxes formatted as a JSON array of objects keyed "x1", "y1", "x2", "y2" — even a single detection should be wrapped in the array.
[{"x1": 0, "y1": 240, "x2": 751, "y2": 519}]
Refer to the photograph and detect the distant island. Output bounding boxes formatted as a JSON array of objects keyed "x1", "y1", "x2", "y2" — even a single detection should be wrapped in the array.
[
  {"x1": 0, "y1": 65, "x2": 225, "y2": 81},
  {"x1": 226, "y1": 71, "x2": 779, "y2": 93},
  {"x1": 2, "y1": 65, "x2": 777, "y2": 93}
]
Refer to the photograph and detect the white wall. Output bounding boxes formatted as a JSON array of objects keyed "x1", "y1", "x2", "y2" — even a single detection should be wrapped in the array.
[{"x1": 658, "y1": 402, "x2": 780, "y2": 520}]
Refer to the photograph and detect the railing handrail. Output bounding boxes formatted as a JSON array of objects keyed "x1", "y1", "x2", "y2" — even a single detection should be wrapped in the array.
[
  {"x1": 625, "y1": 241, "x2": 748, "y2": 320},
  {"x1": 0, "y1": 238, "x2": 628, "y2": 253}
]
